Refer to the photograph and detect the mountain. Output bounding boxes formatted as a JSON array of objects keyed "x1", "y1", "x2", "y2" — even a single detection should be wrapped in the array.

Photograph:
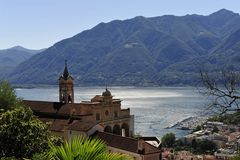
[
  {"x1": 157, "y1": 28, "x2": 240, "y2": 85},
  {"x1": 0, "y1": 46, "x2": 45, "y2": 78},
  {"x1": 7, "y1": 9, "x2": 240, "y2": 86}
]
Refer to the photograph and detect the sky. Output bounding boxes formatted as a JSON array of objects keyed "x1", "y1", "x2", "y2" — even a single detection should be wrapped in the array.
[{"x1": 1, "y1": 0, "x2": 240, "y2": 50}]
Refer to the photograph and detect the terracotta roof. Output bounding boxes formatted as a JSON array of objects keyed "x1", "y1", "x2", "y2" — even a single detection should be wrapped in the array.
[
  {"x1": 93, "y1": 132, "x2": 160, "y2": 155},
  {"x1": 39, "y1": 117, "x2": 97, "y2": 132},
  {"x1": 51, "y1": 119, "x2": 71, "y2": 132},
  {"x1": 39, "y1": 118, "x2": 73, "y2": 132},
  {"x1": 68, "y1": 121, "x2": 97, "y2": 131},
  {"x1": 23, "y1": 100, "x2": 82, "y2": 116},
  {"x1": 91, "y1": 95, "x2": 103, "y2": 102}
]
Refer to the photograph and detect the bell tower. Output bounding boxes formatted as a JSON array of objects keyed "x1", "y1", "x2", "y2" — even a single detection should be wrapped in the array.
[{"x1": 59, "y1": 60, "x2": 74, "y2": 103}]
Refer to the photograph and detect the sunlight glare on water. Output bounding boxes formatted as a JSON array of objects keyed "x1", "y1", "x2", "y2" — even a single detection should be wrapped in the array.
[{"x1": 16, "y1": 87, "x2": 207, "y2": 137}]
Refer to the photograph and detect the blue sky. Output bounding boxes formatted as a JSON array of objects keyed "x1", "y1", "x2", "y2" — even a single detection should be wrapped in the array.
[{"x1": 1, "y1": 0, "x2": 240, "y2": 49}]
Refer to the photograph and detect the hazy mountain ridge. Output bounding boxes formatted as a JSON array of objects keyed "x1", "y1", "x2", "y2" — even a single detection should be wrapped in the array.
[
  {"x1": 0, "y1": 46, "x2": 45, "y2": 78},
  {"x1": 6, "y1": 9, "x2": 240, "y2": 86}
]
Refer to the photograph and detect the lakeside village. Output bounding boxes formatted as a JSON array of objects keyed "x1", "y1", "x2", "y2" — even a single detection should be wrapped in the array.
[{"x1": 1, "y1": 62, "x2": 240, "y2": 160}]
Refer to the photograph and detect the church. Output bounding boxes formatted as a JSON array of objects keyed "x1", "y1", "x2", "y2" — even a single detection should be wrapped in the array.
[
  {"x1": 23, "y1": 62, "x2": 162, "y2": 160},
  {"x1": 23, "y1": 61, "x2": 134, "y2": 139}
]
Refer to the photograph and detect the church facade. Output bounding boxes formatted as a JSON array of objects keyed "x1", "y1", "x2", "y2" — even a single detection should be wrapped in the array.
[{"x1": 23, "y1": 62, "x2": 134, "y2": 140}]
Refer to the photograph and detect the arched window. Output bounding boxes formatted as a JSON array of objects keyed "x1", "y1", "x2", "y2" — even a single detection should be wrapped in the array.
[
  {"x1": 68, "y1": 94, "x2": 72, "y2": 103},
  {"x1": 122, "y1": 123, "x2": 129, "y2": 137},
  {"x1": 105, "y1": 110, "x2": 109, "y2": 116},
  {"x1": 113, "y1": 124, "x2": 121, "y2": 135},
  {"x1": 104, "y1": 126, "x2": 112, "y2": 133}
]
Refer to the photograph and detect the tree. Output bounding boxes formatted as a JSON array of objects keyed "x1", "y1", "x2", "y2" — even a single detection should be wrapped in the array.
[
  {"x1": 199, "y1": 70, "x2": 240, "y2": 114},
  {"x1": 196, "y1": 139, "x2": 217, "y2": 154},
  {"x1": 0, "y1": 81, "x2": 21, "y2": 111},
  {"x1": 0, "y1": 81, "x2": 63, "y2": 159},
  {"x1": 0, "y1": 107, "x2": 50, "y2": 158},
  {"x1": 212, "y1": 125, "x2": 219, "y2": 133},
  {"x1": 161, "y1": 133, "x2": 176, "y2": 148},
  {"x1": 47, "y1": 135, "x2": 132, "y2": 160},
  {"x1": 192, "y1": 125, "x2": 202, "y2": 133},
  {"x1": 230, "y1": 153, "x2": 240, "y2": 160},
  {"x1": 191, "y1": 139, "x2": 197, "y2": 150}
]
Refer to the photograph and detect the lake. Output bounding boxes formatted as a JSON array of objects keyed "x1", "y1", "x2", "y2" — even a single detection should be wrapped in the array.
[{"x1": 16, "y1": 87, "x2": 209, "y2": 138}]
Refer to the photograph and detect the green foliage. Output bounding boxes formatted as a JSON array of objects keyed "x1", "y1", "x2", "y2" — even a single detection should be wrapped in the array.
[
  {"x1": 193, "y1": 139, "x2": 217, "y2": 154},
  {"x1": 208, "y1": 110, "x2": 240, "y2": 125},
  {"x1": 49, "y1": 134, "x2": 64, "y2": 146},
  {"x1": 0, "y1": 81, "x2": 63, "y2": 159},
  {"x1": 47, "y1": 135, "x2": 132, "y2": 160},
  {"x1": 0, "y1": 81, "x2": 21, "y2": 111},
  {"x1": 31, "y1": 153, "x2": 48, "y2": 160},
  {"x1": 174, "y1": 139, "x2": 184, "y2": 146},
  {"x1": 161, "y1": 133, "x2": 176, "y2": 147},
  {"x1": 230, "y1": 153, "x2": 240, "y2": 160},
  {"x1": 174, "y1": 139, "x2": 217, "y2": 154},
  {"x1": 0, "y1": 157, "x2": 16, "y2": 160},
  {"x1": 0, "y1": 107, "x2": 50, "y2": 158},
  {"x1": 191, "y1": 139, "x2": 197, "y2": 150},
  {"x1": 212, "y1": 125, "x2": 219, "y2": 133},
  {"x1": 192, "y1": 125, "x2": 202, "y2": 133}
]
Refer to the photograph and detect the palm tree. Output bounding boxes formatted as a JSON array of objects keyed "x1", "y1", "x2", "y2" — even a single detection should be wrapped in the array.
[{"x1": 47, "y1": 135, "x2": 132, "y2": 160}]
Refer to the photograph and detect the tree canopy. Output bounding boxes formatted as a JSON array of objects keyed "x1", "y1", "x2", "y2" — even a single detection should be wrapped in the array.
[
  {"x1": 195, "y1": 139, "x2": 217, "y2": 154},
  {"x1": 0, "y1": 81, "x2": 56, "y2": 159},
  {"x1": 230, "y1": 153, "x2": 240, "y2": 160},
  {"x1": 208, "y1": 110, "x2": 240, "y2": 125},
  {"x1": 0, "y1": 107, "x2": 50, "y2": 158},
  {"x1": 0, "y1": 81, "x2": 21, "y2": 111},
  {"x1": 161, "y1": 133, "x2": 176, "y2": 148}
]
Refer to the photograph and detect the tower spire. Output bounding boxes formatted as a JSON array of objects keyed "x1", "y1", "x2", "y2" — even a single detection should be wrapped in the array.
[
  {"x1": 59, "y1": 60, "x2": 74, "y2": 103},
  {"x1": 63, "y1": 60, "x2": 69, "y2": 79}
]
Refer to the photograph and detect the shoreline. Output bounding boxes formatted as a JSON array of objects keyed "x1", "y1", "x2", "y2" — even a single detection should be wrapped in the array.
[{"x1": 165, "y1": 116, "x2": 208, "y2": 130}]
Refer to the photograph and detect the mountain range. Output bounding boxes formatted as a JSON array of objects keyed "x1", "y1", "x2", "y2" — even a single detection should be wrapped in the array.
[
  {"x1": 5, "y1": 9, "x2": 240, "y2": 86},
  {"x1": 0, "y1": 46, "x2": 44, "y2": 79}
]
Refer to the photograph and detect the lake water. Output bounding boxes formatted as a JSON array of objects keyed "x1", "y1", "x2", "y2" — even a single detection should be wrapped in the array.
[{"x1": 16, "y1": 87, "x2": 209, "y2": 138}]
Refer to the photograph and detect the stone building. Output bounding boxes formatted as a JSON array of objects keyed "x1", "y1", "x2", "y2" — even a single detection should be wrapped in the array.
[{"x1": 23, "y1": 62, "x2": 134, "y2": 139}]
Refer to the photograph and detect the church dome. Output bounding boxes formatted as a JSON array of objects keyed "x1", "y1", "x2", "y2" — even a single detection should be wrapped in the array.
[{"x1": 102, "y1": 88, "x2": 111, "y2": 96}]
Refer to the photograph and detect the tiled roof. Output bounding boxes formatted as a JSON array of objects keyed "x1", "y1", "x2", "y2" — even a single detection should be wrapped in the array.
[
  {"x1": 24, "y1": 100, "x2": 100, "y2": 133},
  {"x1": 39, "y1": 117, "x2": 97, "y2": 132},
  {"x1": 91, "y1": 95, "x2": 103, "y2": 102},
  {"x1": 23, "y1": 100, "x2": 82, "y2": 116},
  {"x1": 68, "y1": 121, "x2": 97, "y2": 131},
  {"x1": 93, "y1": 132, "x2": 160, "y2": 155},
  {"x1": 39, "y1": 117, "x2": 98, "y2": 132},
  {"x1": 39, "y1": 118, "x2": 72, "y2": 132}
]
